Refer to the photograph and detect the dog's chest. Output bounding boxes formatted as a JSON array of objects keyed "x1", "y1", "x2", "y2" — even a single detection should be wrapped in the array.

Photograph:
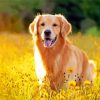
[
  {"x1": 34, "y1": 47, "x2": 46, "y2": 84},
  {"x1": 34, "y1": 47, "x2": 61, "y2": 84}
]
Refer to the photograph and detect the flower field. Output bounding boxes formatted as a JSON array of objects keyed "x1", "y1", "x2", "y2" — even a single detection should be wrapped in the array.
[{"x1": 0, "y1": 32, "x2": 100, "y2": 100}]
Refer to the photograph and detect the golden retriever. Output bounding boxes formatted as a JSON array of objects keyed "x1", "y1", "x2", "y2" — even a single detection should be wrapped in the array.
[{"x1": 29, "y1": 14, "x2": 95, "y2": 90}]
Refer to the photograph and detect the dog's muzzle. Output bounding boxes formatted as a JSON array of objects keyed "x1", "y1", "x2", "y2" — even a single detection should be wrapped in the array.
[
  {"x1": 43, "y1": 37, "x2": 57, "y2": 47},
  {"x1": 42, "y1": 30, "x2": 57, "y2": 48}
]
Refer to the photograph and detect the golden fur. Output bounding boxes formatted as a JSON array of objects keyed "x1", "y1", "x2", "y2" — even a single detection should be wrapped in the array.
[{"x1": 29, "y1": 14, "x2": 95, "y2": 90}]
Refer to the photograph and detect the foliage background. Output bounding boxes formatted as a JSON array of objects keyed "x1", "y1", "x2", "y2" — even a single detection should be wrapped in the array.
[{"x1": 0, "y1": 0, "x2": 100, "y2": 35}]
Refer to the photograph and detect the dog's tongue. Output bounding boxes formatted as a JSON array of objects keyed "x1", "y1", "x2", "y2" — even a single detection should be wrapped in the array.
[{"x1": 44, "y1": 40, "x2": 52, "y2": 47}]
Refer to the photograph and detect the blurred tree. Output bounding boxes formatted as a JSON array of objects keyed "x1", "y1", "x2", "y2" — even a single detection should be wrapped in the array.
[
  {"x1": 0, "y1": 0, "x2": 45, "y2": 31},
  {"x1": 54, "y1": 0, "x2": 100, "y2": 32},
  {"x1": 54, "y1": 0, "x2": 85, "y2": 31},
  {"x1": 41, "y1": 0, "x2": 55, "y2": 13},
  {"x1": 0, "y1": 0, "x2": 43, "y2": 15},
  {"x1": 81, "y1": 0, "x2": 100, "y2": 26},
  {"x1": 0, "y1": 0, "x2": 100, "y2": 32}
]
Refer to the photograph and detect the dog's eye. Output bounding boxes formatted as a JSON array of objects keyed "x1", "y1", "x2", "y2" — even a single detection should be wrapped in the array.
[
  {"x1": 41, "y1": 23, "x2": 45, "y2": 26},
  {"x1": 53, "y1": 23, "x2": 58, "y2": 27}
]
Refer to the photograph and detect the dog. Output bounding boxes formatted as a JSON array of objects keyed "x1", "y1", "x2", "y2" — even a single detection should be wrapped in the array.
[{"x1": 29, "y1": 14, "x2": 95, "y2": 90}]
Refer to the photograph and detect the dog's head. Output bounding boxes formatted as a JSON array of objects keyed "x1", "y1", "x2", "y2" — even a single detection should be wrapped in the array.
[{"x1": 29, "y1": 14, "x2": 72, "y2": 48}]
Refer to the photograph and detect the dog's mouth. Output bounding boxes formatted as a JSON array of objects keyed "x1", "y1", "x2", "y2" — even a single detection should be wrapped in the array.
[{"x1": 42, "y1": 37, "x2": 57, "y2": 48}]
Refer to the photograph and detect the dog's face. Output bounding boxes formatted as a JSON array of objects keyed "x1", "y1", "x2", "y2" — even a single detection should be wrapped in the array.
[
  {"x1": 38, "y1": 15, "x2": 61, "y2": 47},
  {"x1": 29, "y1": 14, "x2": 71, "y2": 48}
]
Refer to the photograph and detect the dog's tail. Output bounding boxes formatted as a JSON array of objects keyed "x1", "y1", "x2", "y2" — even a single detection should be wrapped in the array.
[{"x1": 87, "y1": 60, "x2": 96, "y2": 82}]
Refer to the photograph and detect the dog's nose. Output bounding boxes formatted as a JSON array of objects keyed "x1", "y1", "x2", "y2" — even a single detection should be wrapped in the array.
[{"x1": 44, "y1": 30, "x2": 51, "y2": 36}]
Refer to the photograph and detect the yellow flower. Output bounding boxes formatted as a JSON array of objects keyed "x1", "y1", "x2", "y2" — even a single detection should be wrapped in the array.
[
  {"x1": 41, "y1": 89, "x2": 48, "y2": 98},
  {"x1": 66, "y1": 67, "x2": 74, "y2": 73},
  {"x1": 75, "y1": 86, "x2": 80, "y2": 91},
  {"x1": 75, "y1": 96, "x2": 85, "y2": 100},
  {"x1": 88, "y1": 94, "x2": 94, "y2": 98},
  {"x1": 68, "y1": 80, "x2": 76, "y2": 87},
  {"x1": 84, "y1": 80, "x2": 91, "y2": 86}
]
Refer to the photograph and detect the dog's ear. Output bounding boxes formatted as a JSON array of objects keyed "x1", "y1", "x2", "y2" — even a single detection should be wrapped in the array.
[
  {"x1": 56, "y1": 15, "x2": 72, "y2": 38},
  {"x1": 29, "y1": 15, "x2": 41, "y2": 35}
]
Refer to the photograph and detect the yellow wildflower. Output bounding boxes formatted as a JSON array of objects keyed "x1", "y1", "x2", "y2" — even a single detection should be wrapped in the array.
[
  {"x1": 84, "y1": 80, "x2": 91, "y2": 85},
  {"x1": 66, "y1": 67, "x2": 74, "y2": 73},
  {"x1": 88, "y1": 93, "x2": 94, "y2": 98},
  {"x1": 68, "y1": 80, "x2": 76, "y2": 87},
  {"x1": 41, "y1": 89, "x2": 48, "y2": 98},
  {"x1": 75, "y1": 86, "x2": 80, "y2": 91}
]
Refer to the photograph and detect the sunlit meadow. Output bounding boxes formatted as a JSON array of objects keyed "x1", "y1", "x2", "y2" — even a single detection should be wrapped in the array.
[{"x1": 0, "y1": 32, "x2": 100, "y2": 100}]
